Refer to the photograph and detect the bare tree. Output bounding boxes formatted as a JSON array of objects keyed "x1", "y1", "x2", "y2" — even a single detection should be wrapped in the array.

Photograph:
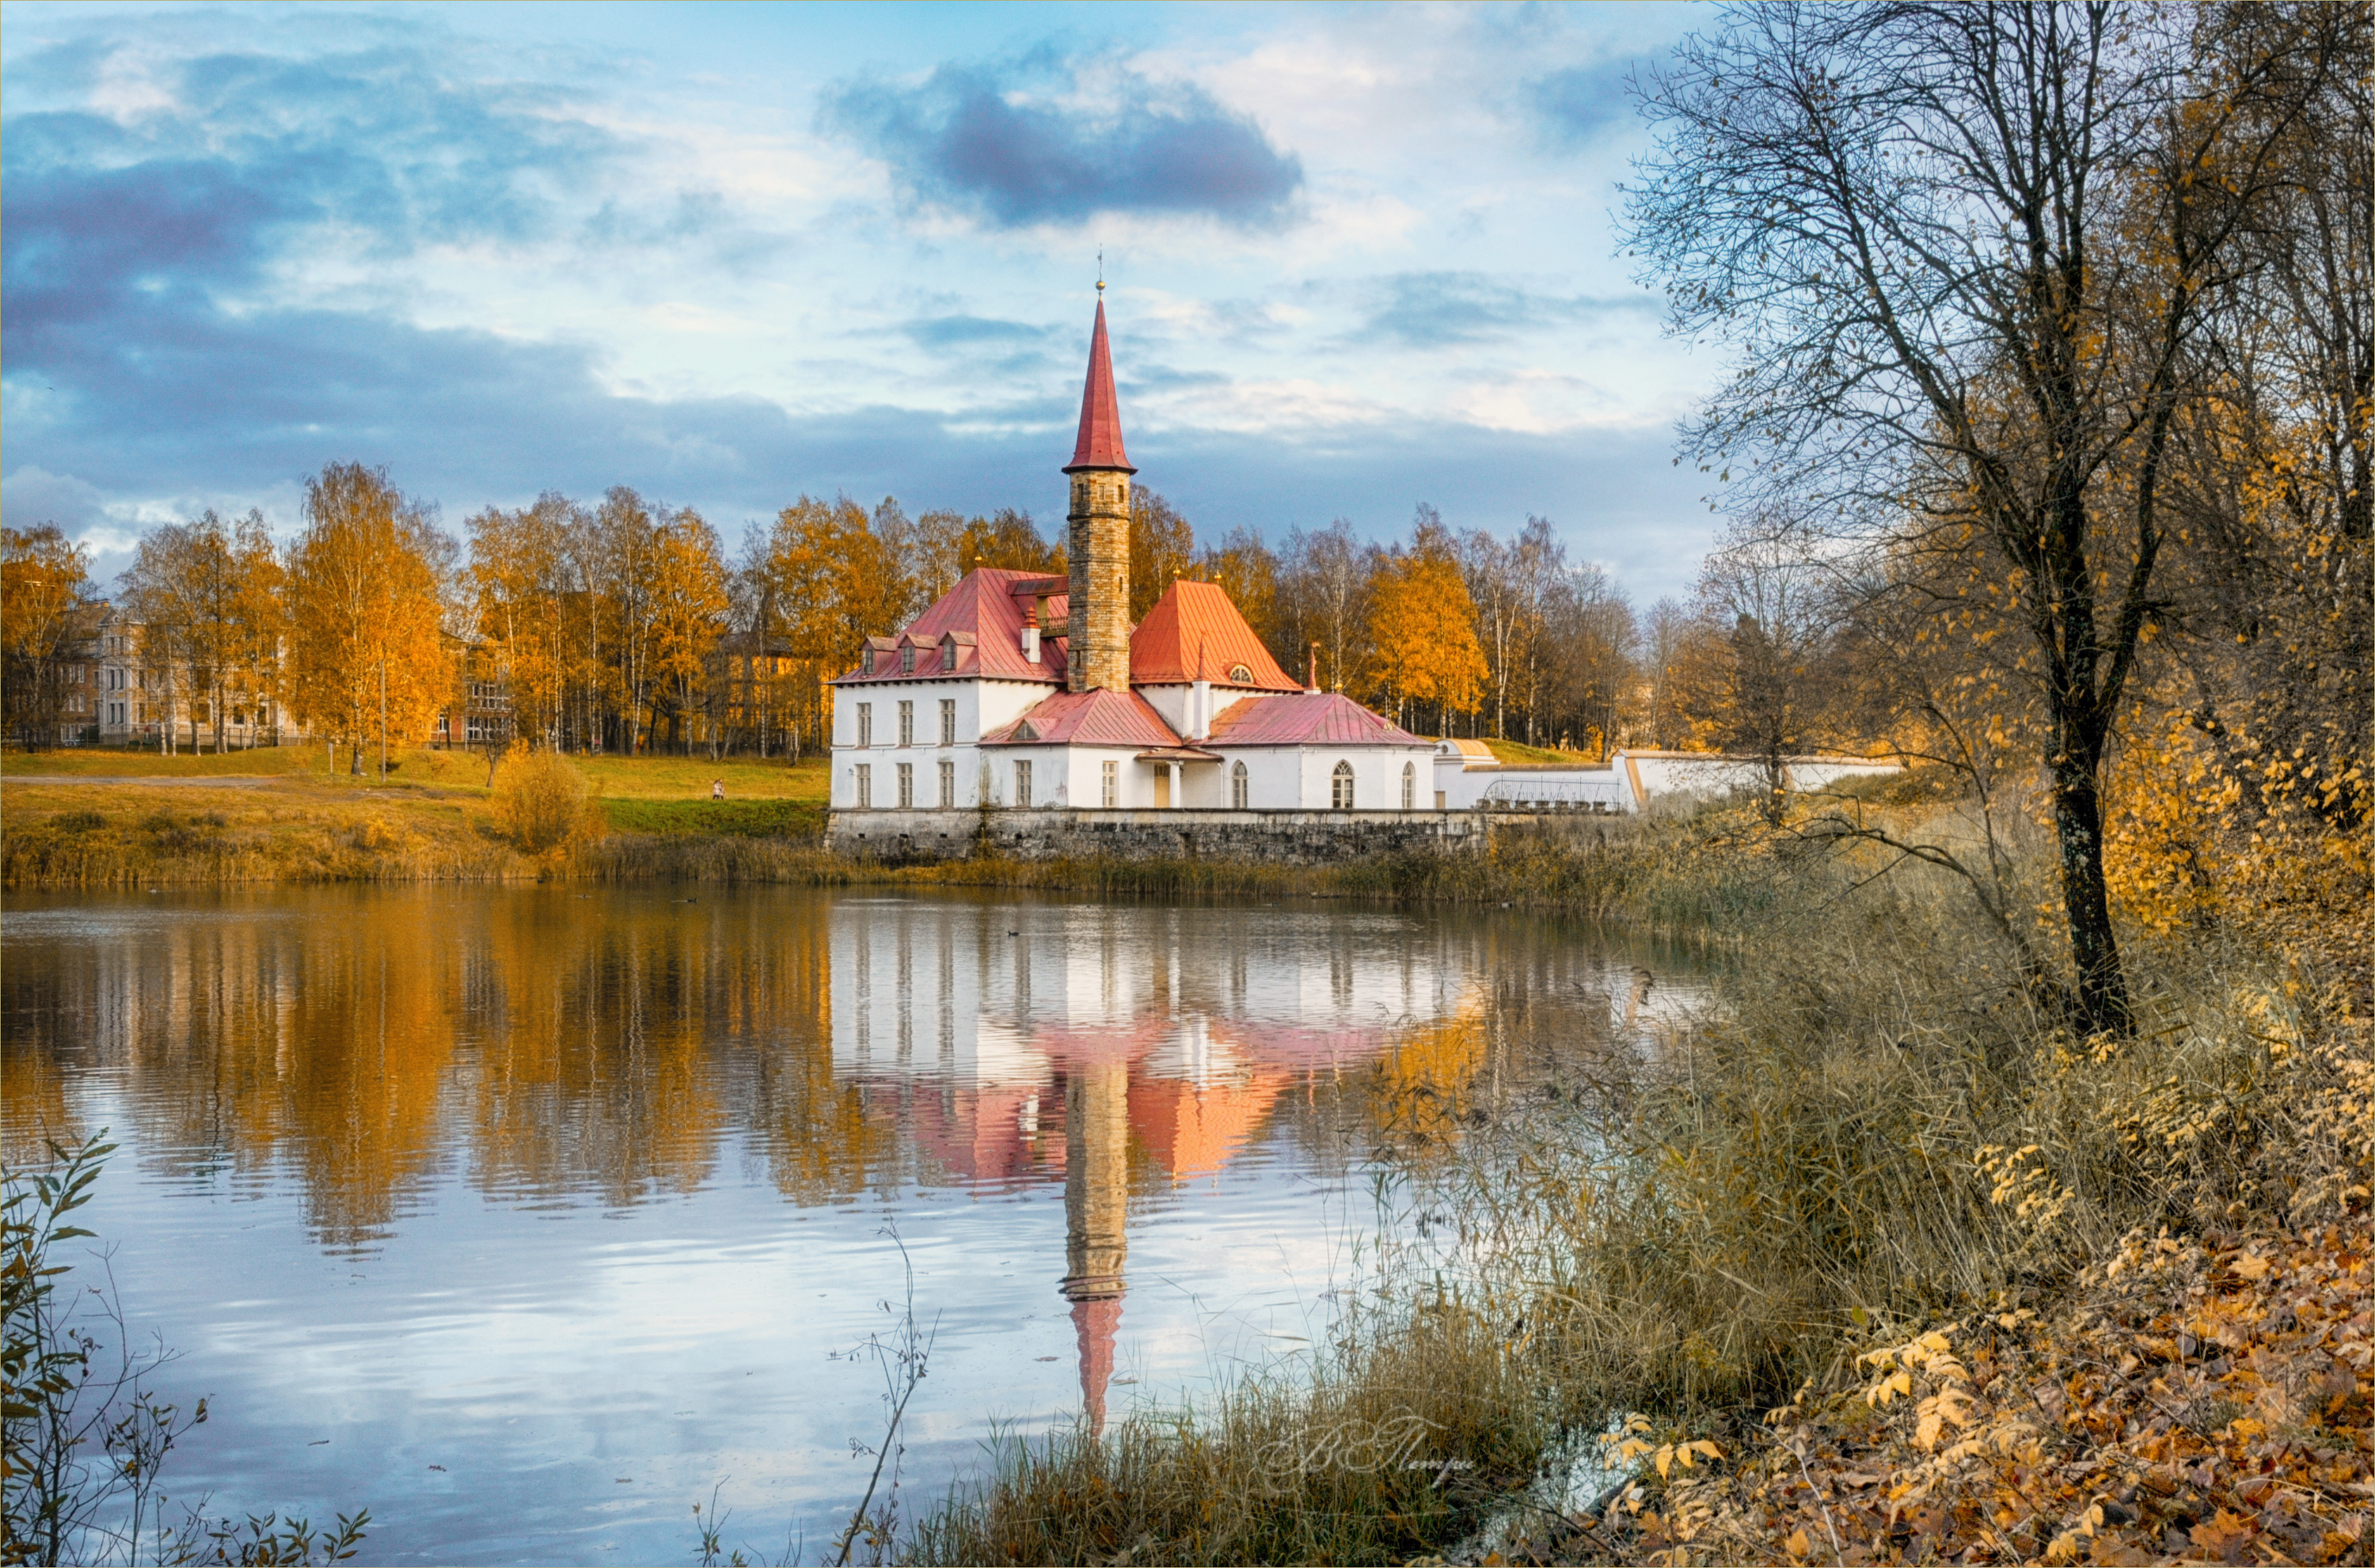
[{"x1": 1622, "y1": 1, "x2": 2329, "y2": 1034}]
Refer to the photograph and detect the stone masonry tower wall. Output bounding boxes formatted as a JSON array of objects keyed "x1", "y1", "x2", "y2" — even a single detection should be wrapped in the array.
[
  {"x1": 1067, "y1": 469, "x2": 1131, "y2": 693},
  {"x1": 1064, "y1": 294, "x2": 1136, "y2": 695}
]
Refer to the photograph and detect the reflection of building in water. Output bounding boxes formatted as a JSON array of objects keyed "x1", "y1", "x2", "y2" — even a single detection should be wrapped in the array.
[
  {"x1": 826, "y1": 902, "x2": 1475, "y2": 1430},
  {"x1": 1062, "y1": 1061, "x2": 1128, "y2": 1434}
]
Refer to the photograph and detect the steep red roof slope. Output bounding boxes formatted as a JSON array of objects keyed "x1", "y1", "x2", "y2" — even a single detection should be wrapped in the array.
[
  {"x1": 1128, "y1": 579, "x2": 1301, "y2": 690},
  {"x1": 1065, "y1": 298, "x2": 1134, "y2": 473},
  {"x1": 1203, "y1": 692, "x2": 1428, "y2": 747},
  {"x1": 980, "y1": 689, "x2": 1182, "y2": 748},
  {"x1": 834, "y1": 568, "x2": 1067, "y2": 685}
]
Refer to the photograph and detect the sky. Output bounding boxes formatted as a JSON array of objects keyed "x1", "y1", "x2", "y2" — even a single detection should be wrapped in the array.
[{"x1": 0, "y1": 0, "x2": 1727, "y2": 604}]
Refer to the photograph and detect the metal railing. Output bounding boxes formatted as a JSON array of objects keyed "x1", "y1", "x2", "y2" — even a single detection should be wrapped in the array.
[{"x1": 1477, "y1": 778, "x2": 1630, "y2": 811}]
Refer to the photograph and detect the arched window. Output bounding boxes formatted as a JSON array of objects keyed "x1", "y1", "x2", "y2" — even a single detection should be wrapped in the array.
[
  {"x1": 1231, "y1": 760, "x2": 1249, "y2": 810},
  {"x1": 1402, "y1": 761, "x2": 1416, "y2": 811},
  {"x1": 1332, "y1": 761, "x2": 1355, "y2": 811}
]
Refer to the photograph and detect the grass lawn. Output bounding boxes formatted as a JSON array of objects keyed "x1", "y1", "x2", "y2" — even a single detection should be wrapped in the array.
[
  {"x1": 1482, "y1": 738, "x2": 1603, "y2": 766},
  {"x1": 570, "y1": 753, "x2": 827, "y2": 802},
  {"x1": 2, "y1": 742, "x2": 330, "y2": 778},
  {"x1": 580, "y1": 756, "x2": 830, "y2": 838}
]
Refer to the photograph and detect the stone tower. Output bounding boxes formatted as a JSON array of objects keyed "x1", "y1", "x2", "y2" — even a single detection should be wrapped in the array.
[{"x1": 1065, "y1": 292, "x2": 1135, "y2": 693}]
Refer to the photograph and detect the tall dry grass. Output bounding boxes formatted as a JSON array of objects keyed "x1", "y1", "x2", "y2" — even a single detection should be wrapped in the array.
[
  {"x1": 912, "y1": 795, "x2": 2354, "y2": 1565},
  {"x1": 0, "y1": 794, "x2": 526, "y2": 886}
]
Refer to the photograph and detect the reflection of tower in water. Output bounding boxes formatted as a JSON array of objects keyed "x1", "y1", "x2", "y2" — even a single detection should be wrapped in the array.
[{"x1": 1062, "y1": 1061, "x2": 1129, "y2": 1436}]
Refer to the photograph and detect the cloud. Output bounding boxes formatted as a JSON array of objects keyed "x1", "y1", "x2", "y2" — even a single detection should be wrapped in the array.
[
  {"x1": 0, "y1": 465, "x2": 111, "y2": 534},
  {"x1": 1359, "y1": 272, "x2": 1657, "y2": 350},
  {"x1": 902, "y1": 314, "x2": 1049, "y2": 351},
  {"x1": 821, "y1": 55, "x2": 1303, "y2": 229},
  {"x1": 1526, "y1": 57, "x2": 1644, "y2": 148}
]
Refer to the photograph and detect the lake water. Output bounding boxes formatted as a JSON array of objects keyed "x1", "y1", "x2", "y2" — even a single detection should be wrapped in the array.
[{"x1": 0, "y1": 885, "x2": 1697, "y2": 1565}]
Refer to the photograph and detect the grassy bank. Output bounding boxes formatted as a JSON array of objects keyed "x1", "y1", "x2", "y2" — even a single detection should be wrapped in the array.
[
  {"x1": 1, "y1": 748, "x2": 831, "y2": 887},
  {"x1": 908, "y1": 794, "x2": 2375, "y2": 1566}
]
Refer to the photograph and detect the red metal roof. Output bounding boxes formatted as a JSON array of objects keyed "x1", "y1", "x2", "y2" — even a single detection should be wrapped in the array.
[
  {"x1": 1203, "y1": 692, "x2": 1429, "y2": 748},
  {"x1": 981, "y1": 688, "x2": 1182, "y2": 748},
  {"x1": 1064, "y1": 298, "x2": 1134, "y2": 474},
  {"x1": 834, "y1": 568, "x2": 1068, "y2": 685},
  {"x1": 1128, "y1": 579, "x2": 1301, "y2": 690}
]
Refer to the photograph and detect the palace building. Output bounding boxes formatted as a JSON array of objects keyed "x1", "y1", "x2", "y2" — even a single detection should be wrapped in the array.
[{"x1": 827, "y1": 294, "x2": 1435, "y2": 826}]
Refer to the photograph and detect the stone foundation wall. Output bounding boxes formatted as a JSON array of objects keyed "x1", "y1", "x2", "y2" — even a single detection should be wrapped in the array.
[{"x1": 827, "y1": 807, "x2": 1492, "y2": 865}]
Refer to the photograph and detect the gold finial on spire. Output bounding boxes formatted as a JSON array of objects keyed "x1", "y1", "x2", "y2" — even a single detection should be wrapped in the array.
[{"x1": 1096, "y1": 247, "x2": 1104, "y2": 293}]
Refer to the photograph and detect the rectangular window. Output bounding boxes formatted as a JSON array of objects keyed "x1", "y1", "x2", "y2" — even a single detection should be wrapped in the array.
[
  {"x1": 939, "y1": 699, "x2": 956, "y2": 745},
  {"x1": 857, "y1": 703, "x2": 872, "y2": 747},
  {"x1": 938, "y1": 759, "x2": 955, "y2": 807},
  {"x1": 1013, "y1": 759, "x2": 1032, "y2": 808},
  {"x1": 898, "y1": 700, "x2": 914, "y2": 746},
  {"x1": 1101, "y1": 760, "x2": 1118, "y2": 809},
  {"x1": 897, "y1": 762, "x2": 914, "y2": 808},
  {"x1": 855, "y1": 764, "x2": 872, "y2": 808}
]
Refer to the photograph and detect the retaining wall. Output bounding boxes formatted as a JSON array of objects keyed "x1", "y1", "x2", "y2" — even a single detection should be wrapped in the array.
[{"x1": 826, "y1": 807, "x2": 1494, "y2": 865}]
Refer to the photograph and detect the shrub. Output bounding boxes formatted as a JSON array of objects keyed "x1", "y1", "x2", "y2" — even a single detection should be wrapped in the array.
[
  {"x1": 49, "y1": 811, "x2": 102, "y2": 833},
  {"x1": 491, "y1": 749, "x2": 602, "y2": 856},
  {"x1": 3, "y1": 1134, "x2": 370, "y2": 1566}
]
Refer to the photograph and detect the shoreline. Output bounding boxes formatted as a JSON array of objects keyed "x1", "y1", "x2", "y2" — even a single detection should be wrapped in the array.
[{"x1": 2, "y1": 763, "x2": 1765, "y2": 935}]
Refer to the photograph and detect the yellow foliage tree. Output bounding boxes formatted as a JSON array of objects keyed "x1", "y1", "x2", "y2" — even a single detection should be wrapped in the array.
[
  {"x1": 648, "y1": 508, "x2": 728, "y2": 753},
  {"x1": 286, "y1": 462, "x2": 453, "y2": 775},
  {"x1": 1, "y1": 525, "x2": 91, "y2": 750},
  {"x1": 1128, "y1": 487, "x2": 1195, "y2": 622},
  {"x1": 465, "y1": 492, "x2": 580, "y2": 752},
  {"x1": 1362, "y1": 543, "x2": 1488, "y2": 735}
]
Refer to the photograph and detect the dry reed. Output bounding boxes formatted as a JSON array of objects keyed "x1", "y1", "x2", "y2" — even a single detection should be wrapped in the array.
[{"x1": 910, "y1": 798, "x2": 2345, "y2": 1565}]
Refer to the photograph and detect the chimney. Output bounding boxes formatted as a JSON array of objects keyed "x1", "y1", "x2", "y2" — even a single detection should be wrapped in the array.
[
  {"x1": 1306, "y1": 644, "x2": 1321, "y2": 695},
  {"x1": 1022, "y1": 597, "x2": 1042, "y2": 664}
]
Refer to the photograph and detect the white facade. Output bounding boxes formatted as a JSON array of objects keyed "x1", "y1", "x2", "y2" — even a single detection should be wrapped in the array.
[
  {"x1": 1429, "y1": 742, "x2": 1904, "y2": 813},
  {"x1": 833, "y1": 675, "x2": 1437, "y2": 816},
  {"x1": 830, "y1": 677, "x2": 1053, "y2": 811},
  {"x1": 1134, "y1": 681, "x2": 1259, "y2": 742}
]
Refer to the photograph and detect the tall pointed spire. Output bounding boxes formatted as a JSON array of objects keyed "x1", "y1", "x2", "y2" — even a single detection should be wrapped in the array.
[
  {"x1": 1065, "y1": 288, "x2": 1136, "y2": 693},
  {"x1": 1065, "y1": 296, "x2": 1134, "y2": 474}
]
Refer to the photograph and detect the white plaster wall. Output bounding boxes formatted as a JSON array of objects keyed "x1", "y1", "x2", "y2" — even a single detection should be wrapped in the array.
[
  {"x1": 1784, "y1": 758, "x2": 1902, "y2": 790},
  {"x1": 1432, "y1": 759, "x2": 1632, "y2": 811},
  {"x1": 1208, "y1": 746, "x2": 1309, "y2": 810},
  {"x1": 1136, "y1": 683, "x2": 1263, "y2": 741},
  {"x1": 1625, "y1": 754, "x2": 1765, "y2": 800},
  {"x1": 1138, "y1": 684, "x2": 1191, "y2": 736},
  {"x1": 1180, "y1": 757, "x2": 1232, "y2": 808},
  {"x1": 831, "y1": 678, "x2": 1066, "y2": 808},
  {"x1": 1054, "y1": 746, "x2": 1168, "y2": 809},
  {"x1": 1293, "y1": 746, "x2": 1433, "y2": 812}
]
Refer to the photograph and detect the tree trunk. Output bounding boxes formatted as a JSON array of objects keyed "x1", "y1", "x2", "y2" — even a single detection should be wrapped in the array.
[{"x1": 2051, "y1": 742, "x2": 2130, "y2": 1038}]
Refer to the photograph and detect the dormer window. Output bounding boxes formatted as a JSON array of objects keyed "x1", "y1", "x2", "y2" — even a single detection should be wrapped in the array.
[
  {"x1": 1229, "y1": 663, "x2": 1253, "y2": 684},
  {"x1": 899, "y1": 644, "x2": 915, "y2": 674}
]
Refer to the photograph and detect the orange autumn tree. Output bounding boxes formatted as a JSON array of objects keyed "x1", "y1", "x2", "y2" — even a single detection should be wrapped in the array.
[
  {"x1": 466, "y1": 492, "x2": 583, "y2": 751},
  {"x1": 647, "y1": 506, "x2": 729, "y2": 753},
  {"x1": 287, "y1": 462, "x2": 453, "y2": 773},
  {"x1": 1362, "y1": 523, "x2": 1488, "y2": 735},
  {"x1": 0, "y1": 524, "x2": 92, "y2": 750},
  {"x1": 763, "y1": 495, "x2": 916, "y2": 751}
]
